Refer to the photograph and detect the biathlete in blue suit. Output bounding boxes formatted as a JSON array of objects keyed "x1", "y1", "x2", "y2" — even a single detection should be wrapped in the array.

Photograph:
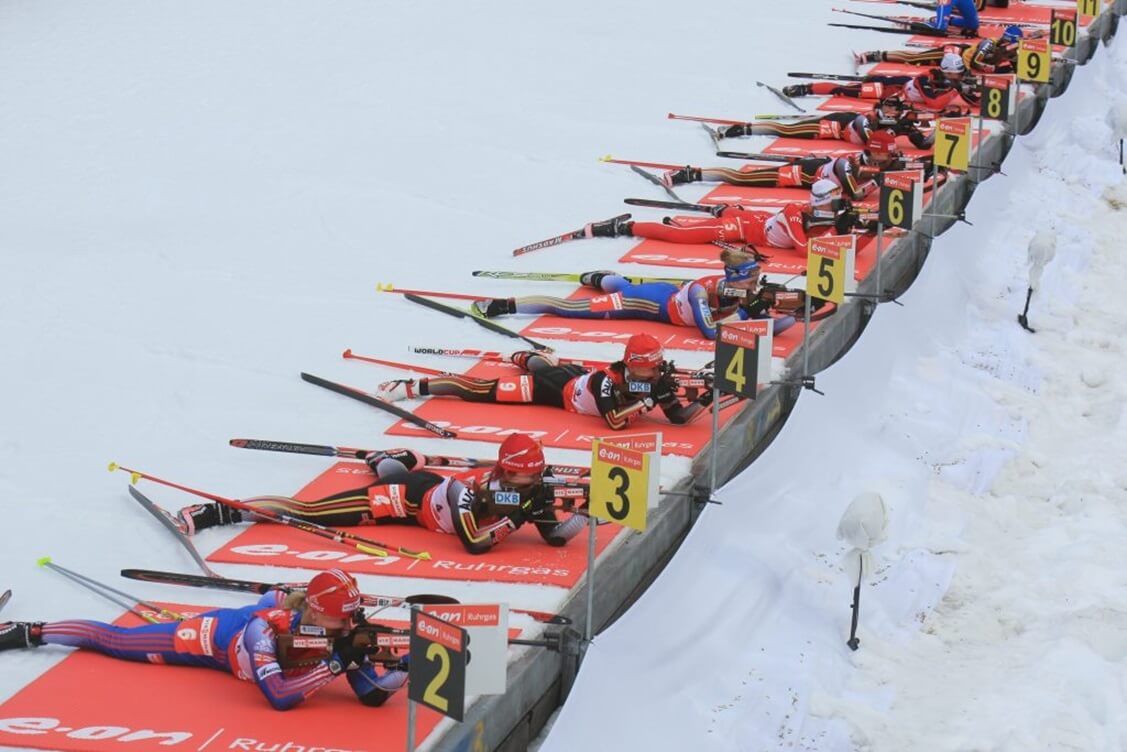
[
  {"x1": 0, "y1": 569, "x2": 408, "y2": 710},
  {"x1": 471, "y1": 249, "x2": 795, "y2": 340},
  {"x1": 930, "y1": 0, "x2": 980, "y2": 35}
]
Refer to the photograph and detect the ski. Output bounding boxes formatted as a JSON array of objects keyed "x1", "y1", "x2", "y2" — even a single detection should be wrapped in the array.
[
  {"x1": 831, "y1": 7, "x2": 916, "y2": 26},
  {"x1": 128, "y1": 485, "x2": 221, "y2": 578},
  {"x1": 470, "y1": 270, "x2": 693, "y2": 285},
  {"x1": 702, "y1": 123, "x2": 722, "y2": 146},
  {"x1": 229, "y1": 438, "x2": 490, "y2": 468},
  {"x1": 403, "y1": 292, "x2": 551, "y2": 350},
  {"x1": 120, "y1": 568, "x2": 571, "y2": 625},
  {"x1": 629, "y1": 165, "x2": 684, "y2": 203},
  {"x1": 0, "y1": 589, "x2": 10, "y2": 615},
  {"x1": 788, "y1": 71, "x2": 867, "y2": 82},
  {"x1": 624, "y1": 197, "x2": 720, "y2": 215},
  {"x1": 756, "y1": 80, "x2": 805, "y2": 113},
  {"x1": 714, "y1": 151, "x2": 800, "y2": 163},
  {"x1": 301, "y1": 371, "x2": 457, "y2": 439},
  {"x1": 513, "y1": 227, "x2": 587, "y2": 257}
]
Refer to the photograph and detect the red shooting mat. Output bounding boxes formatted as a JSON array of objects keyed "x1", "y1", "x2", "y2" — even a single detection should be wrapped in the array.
[
  {"x1": 383, "y1": 361, "x2": 741, "y2": 457},
  {"x1": 208, "y1": 461, "x2": 622, "y2": 588},
  {"x1": 0, "y1": 605, "x2": 444, "y2": 752}
]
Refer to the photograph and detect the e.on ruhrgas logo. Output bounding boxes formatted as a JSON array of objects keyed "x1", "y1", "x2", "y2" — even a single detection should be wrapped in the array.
[{"x1": 0, "y1": 716, "x2": 388, "y2": 751}]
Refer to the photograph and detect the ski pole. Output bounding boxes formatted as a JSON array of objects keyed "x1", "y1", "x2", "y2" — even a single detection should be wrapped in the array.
[{"x1": 38, "y1": 557, "x2": 183, "y2": 622}]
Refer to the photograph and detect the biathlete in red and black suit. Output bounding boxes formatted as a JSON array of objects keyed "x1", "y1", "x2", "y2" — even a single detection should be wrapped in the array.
[
  {"x1": 173, "y1": 434, "x2": 586, "y2": 556},
  {"x1": 783, "y1": 66, "x2": 977, "y2": 113},
  {"x1": 657, "y1": 131, "x2": 912, "y2": 199},
  {"x1": 579, "y1": 179, "x2": 874, "y2": 250},
  {"x1": 714, "y1": 102, "x2": 934, "y2": 150},
  {"x1": 0, "y1": 570, "x2": 408, "y2": 710},
  {"x1": 376, "y1": 334, "x2": 712, "y2": 432}
]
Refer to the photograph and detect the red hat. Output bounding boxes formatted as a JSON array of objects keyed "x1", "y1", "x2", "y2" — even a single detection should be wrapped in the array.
[
  {"x1": 866, "y1": 129, "x2": 899, "y2": 155},
  {"x1": 497, "y1": 433, "x2": 546, "y2": 474},
  {"x1": 305, "y1": 569, "x2": 361, "y2": 619},
  {"x1": 623, "y1": 333, "x2": 664, "y2": 368}
]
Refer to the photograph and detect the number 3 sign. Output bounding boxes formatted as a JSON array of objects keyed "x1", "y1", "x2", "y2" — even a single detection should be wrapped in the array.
[{"x1": 589, "y1": 440, "x2": 651, "y2": 532}]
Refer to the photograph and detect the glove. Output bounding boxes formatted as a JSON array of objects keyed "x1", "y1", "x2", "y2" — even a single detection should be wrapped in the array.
[
  {"x1": 331, "y1": 631, "x2": 372, "y2": 674},
  {"x1": 696, "y1": 389, "x2": 715, "y2": 408}
]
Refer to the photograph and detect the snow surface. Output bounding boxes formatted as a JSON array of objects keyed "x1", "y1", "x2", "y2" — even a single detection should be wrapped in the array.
[{"x1": 1, "y1": 1, "x2": 1125, "y2": 751}]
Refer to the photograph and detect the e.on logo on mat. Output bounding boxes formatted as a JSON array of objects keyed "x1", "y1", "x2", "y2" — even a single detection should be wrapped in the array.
[{"x1": 0, "y1": 717, "x2": 192, "y2": 745}]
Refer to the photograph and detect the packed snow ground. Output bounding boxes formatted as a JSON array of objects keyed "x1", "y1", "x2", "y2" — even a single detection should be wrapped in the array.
[{"x1": 1, "y1": 2, "x2": 1125, "y2": 751}]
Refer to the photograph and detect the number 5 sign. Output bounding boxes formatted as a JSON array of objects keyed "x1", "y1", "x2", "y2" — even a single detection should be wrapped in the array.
[
  {"x1": 806, "y1": 235, "x2": 856, "y2": 305},
  {"x1": 589, "y1": 440, "x2": 651, "y2": 532}
]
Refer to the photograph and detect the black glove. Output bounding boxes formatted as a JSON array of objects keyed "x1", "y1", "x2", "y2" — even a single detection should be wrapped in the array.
[
  {"x1": 696, "y1": 388, "x2": 715, "y2": 408},
  {"x1": 834, "y1": 210, "x2": 860, "y2": 234},
  {"x1": 331, "y1": 631, "x2": 372, "y2": 673},
  {"x1": 364, "y1": 448, "x2": 422, "y2": 473}
]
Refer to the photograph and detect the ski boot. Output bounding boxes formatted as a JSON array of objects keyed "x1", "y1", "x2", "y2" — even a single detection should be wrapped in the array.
[
  {"x1": 471, "y1": 297, "x2": 517, "y2": 318},
  {"x1": 660, "y1": 166, "x2": 702, "y2": 188},
  {"x1": 0, "y1": 622, "x2": 44, "y2": 652},
  {"x1": 375, "y1": 379, "x2": 417, "y2": 403},
  {"x1": 177, "y1": 503, "x2": 243, "y2": 535},
  {"x1": 578, "y1": 270, "x2": 617, "y2": 290},
  {"x1": 583, "y1": 214, "x2": 633, "y2": 238}
]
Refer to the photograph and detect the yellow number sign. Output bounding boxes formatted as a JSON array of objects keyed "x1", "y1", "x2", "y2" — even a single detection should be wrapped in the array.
[
  {"x1": 1051, "y1": 10, "x2": 1078, "y2": 47},
  {"x1": 1018, "y1": 38, "x2": 1051, "y2": 83},
  {"x1": 589, "y1": 440, "x2": 649, "y2": 532},
  {"x1": 980, "y1": 75, "x2": 1014, "y2": 122},
  {"x1": 934, "y1": 118, "x2": 971, "y2": 172},
  {"x1": 806, "y1": 235, "x2": 855, "y2": 305},
  {"x1": 878, "y1": 170, "x2": 923, "y2": 230},
  {"x1": 1077, "y1": 0, "x2": 1098, "y2": 16}
]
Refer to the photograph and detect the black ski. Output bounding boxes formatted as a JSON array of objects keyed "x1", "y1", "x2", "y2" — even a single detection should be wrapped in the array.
[
  {"x1": 757, "y1": 80, "x2": 805, "y2": 113},
  {"x1": 128, "y1": 485, "x2": 221, "y2": 578},
  {"x1": 788, "y1": 71, "x2": 867, "y2": 82},
  {"x1": 513, "y1": 227, "x2": 587, "y2": 256},
  {"x1": 715, "y1": 151, "x2": 800, "y2": 163},
  {"x1": 120, "y1": 568, "x2": 570, "y2": 624},
  {"x1": 629, "y1": 165, "x2": 684, "y2": 203},
  {"x1": 404, "y1": 292, "x2": 551, "y2": 351},
  {"x1": 301, "y1": 372, "x2": 458, "y2": 438},
  {"x1": 624, "y1": 197, "x2": 719, "y2": 215},
  {"x1": 828, "y1": 22, "x2": 941, "y2": 37},
  {"x1": 0, "y1": 589, "x2": 10, "y2": 614}
]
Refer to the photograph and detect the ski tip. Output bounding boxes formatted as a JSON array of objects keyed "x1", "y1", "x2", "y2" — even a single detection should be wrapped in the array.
[
  {"x1": 35, "y1": 556, "x2": 51, "y2": 567},
  {"x1": 229, "y1": 439, "x2": 245, "y2": 447},
  {"x1": 375, "y1": 282, "x2": 394, "y2": 292},
  {"x1": 107, "y1": 461, "x2": 118, "y2": 472},
  {"x1": 342, "y1": 348, "x2": 353, "y2": 358},
  {"x1": 598, "y1": 153, "x2": 612, "y2": 162}
]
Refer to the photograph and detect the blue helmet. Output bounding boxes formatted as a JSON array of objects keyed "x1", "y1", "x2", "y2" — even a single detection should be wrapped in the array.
[
  {"x1": 1002, "y1": 25, "x2": 1023, "y2": 43},
  {"x1": 723, "y1": 258, "x2": 759, "y2": 283}
]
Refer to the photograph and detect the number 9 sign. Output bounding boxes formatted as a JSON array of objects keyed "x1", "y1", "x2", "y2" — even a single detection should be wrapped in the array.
[
  {"x1": 589, "y1": 440, "x2": 650, "y2": 531},
  {"x1": 1018, "y1": 38, "x2": 1051, "y2": 83}
]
